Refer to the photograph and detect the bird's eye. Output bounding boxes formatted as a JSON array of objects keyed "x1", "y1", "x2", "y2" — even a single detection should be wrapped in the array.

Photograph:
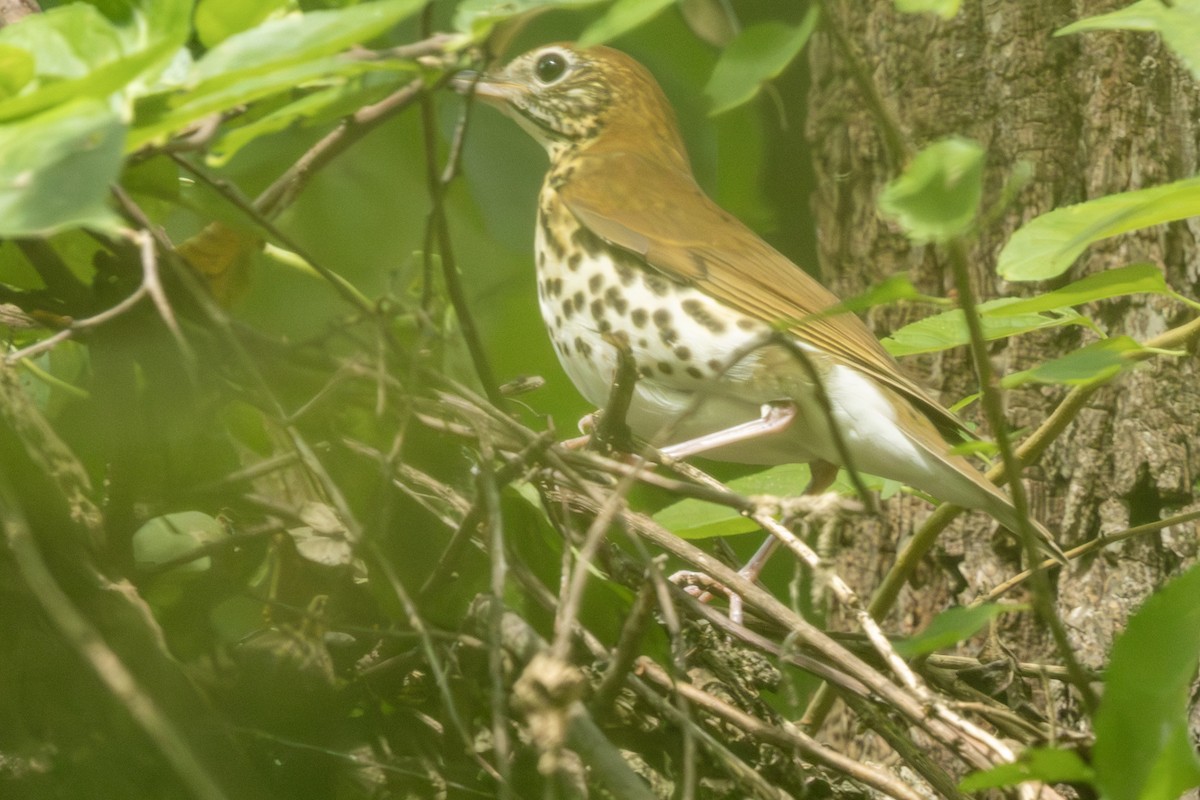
[{"x1": 534, "y1": 51, "x2": 568, "y2": 84}]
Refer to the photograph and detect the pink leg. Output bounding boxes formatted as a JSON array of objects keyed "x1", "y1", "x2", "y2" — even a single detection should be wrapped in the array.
[{"x1": 660, "y1": 402, "x2": 798, "y2": 460}]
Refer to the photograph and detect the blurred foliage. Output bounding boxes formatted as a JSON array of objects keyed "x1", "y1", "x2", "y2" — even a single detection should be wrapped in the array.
[{"x1": 0, "y1": 1, "x2": 1198, "y2": 799}]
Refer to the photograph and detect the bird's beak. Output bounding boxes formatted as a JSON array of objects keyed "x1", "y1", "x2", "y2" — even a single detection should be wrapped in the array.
[{"x1": 451, "y1": 70, "x2": 521, "y2": 106}]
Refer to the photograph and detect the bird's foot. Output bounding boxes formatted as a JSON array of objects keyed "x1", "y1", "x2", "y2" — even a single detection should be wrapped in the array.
[
  {"x1": 559, "y1": 412, "x2": 602, "y2": 450},
  {"x1": 669, "y1": 570, "x2": 746, "y2": 624}
]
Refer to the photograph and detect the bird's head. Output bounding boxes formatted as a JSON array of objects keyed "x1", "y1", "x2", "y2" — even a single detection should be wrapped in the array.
[{"x1": 457, "y1": 43, "x2": 689, "y2": 168}]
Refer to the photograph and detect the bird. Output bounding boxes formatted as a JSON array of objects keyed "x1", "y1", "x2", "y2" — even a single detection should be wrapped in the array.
[{"x1": 458, "y1": 43, "x2": 1065, "y2": 567}]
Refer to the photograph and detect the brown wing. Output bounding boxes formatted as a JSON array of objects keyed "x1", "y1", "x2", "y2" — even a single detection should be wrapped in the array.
[{"x1": 560, "y1": 149, "x2": 967, "y2": 437}]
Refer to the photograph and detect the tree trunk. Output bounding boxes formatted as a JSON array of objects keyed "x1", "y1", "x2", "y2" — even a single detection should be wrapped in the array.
[{"x1": 805, "y1": 0, "x2": 1200, "y2": 754}]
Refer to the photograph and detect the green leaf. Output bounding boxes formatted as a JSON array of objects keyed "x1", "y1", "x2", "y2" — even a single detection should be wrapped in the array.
[
  {"x1": 1001, "y1": 336, "x2": 1150, "y2": 389},
  {"x1": 882, "y1": 298, "x2": 1088, "y2": 356},
  {"x1": 452, "y1": 0, "x2": 603, "y2": 40},
  {"x1": 1093, "y1": 563, "x2": 1200, "y2": 800},
  {"x1": 0, "y1": 0, "x2": 191, "y2": 121},
  {"x1": 895, "y1": 604, "x2": 1018, "y2": 658},
  {"x1": 195, "y1": 0, "x2": 296, "y2": 48},
  {"x1": 894, "y1": 0, "x2": 961, "y2": 19},
  {"x1": 653, "y1": 464, "x2": 812, "y2": 539},
  {"x1": 133, "y1": 511, "x2": 229, "y2": 574},
  {"x1": 578, "y1": 0, "x2": 675, "y2": 46},
  {"x1": 680, "y1": 0, "x2": 738, "y2": 47},
  {"x1": 823, "y1": 274, "x2": 928, "y2": 316},
  {"x1": 131, "y1": 58, "x2": 410, "y2": 150},
  {"x1": 994, "y1": 263, "x2": 1170, "y2": 315},
  {"x1": 704, "y1": 12, "x2": 819, "y2": 116},
  {"x1": 997, "y1": 176, "x2": 1200, "y2": 281},
  {"x1": 1056, "y1": 0, "x2": 1200, "y2": 81},
  {"x1": 0, "y1": 98, "x2": 124, "y2": 236},
  {"x1": 190, "y1": 0, "x2": 423, "y2": 85},
  {"x1": 959, "y1": 747, "x2": 1095, "y2": 791},
  {"x1": 878, "y1": 137, "x2": 985, "y2": 243},
  {"x1": 206, "y1": 70, "x2": 408, "y2": 165},
  {"x1": 0, "y1": 44, "x2": 35, "y2": 99},
  {"x1": 652, "y1": 464, "x2": 884, "y2": 539}
]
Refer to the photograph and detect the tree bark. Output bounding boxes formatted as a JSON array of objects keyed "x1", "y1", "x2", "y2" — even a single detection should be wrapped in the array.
[
  {"x1": 0, "y1": 0, "x2": 39, "y2": 27},
  {"x1": 805, "y1": 0, "x2": 1200, "y2": 754}
]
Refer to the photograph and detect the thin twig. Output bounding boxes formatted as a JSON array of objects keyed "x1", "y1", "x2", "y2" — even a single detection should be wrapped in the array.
[
  {"x1": 418, "y1": 73, "x2": 501, "y2": 403},
  {"x1": 975, "y1": 509, "x2": 1200, "y2": 605},
  {"x1": 946, "y1": 238, "x2": 1097, "y2": 714},
  {"x1": 636, "y1": 657, "x2": 928, "y2": 800}
]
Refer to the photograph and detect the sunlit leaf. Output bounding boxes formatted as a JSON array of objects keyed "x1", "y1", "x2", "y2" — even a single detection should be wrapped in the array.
[
  {"x1": 1057, "y1": 0, "x2": 1200, "y2": 80},
  {"x1": 133, "y1": 511, "x2": 229, "y2": 574},
  {"x1": 894, "y1": 0, "x2": 961, "y2": 18},
  {"x1": 0, "y1": 98, "x2": 124, "y2": 236},
  {"x1": 823, "y1": 274, "x2": 926, "y2": 316},
  {"x1": 896, "y1": 604, "x2": 1019, "y2": 658},
  {"x1": 190, "y1": 0, "x2": 423, "y2": 85},
  {"x1": 655, "y1": 464, "x2": 810, "y2": 540},
  {"x1": 1001, "y1": 336, "x2": 1151, "y2": 389},
  {"x1": 195, "y1": 0, "x2": 295, "y2": 48},
  {"x1": 453, "y1": 0, "x2": 602, "y2": 40},
  {"x1": 997, "y1": 176, "x2": 1200, "y2": 281},
  {"x1": 207, "y1": 72, "x2": 403, "y2": 164},
  {"x1": 653, "y1": 464, "x2": 884, "y2": 539},
  {"x1": 995, "y1": 263, "x2": 1170, "y2": 315},
  {"x1": 705, "y1": 11, "x2": 819, "y2": 116},
  {"x1": 1094, "y1": 564, "x2": 1200, "y2": 800},
  {"x1": 960, "y1": 747, "x2": 1095, "y2": 791},
  {"x1": 130, "y1": 58, "x2": 409, "y2": 150},
  {"x1": 882, "y1": 298, "x2": 1088, "y2": 356},
  {"x1": 0, "y1": 0, "x2": 191, "y2": 121},
  {"x1": 878, "y1": 136, "x2": 985, "y2": 243},
  {"x1": 578, "y1": 0, "x2": 675, "y2": 46},
  {"x1": 0, "y1": 44, "x2": 35, "y2": 99}
]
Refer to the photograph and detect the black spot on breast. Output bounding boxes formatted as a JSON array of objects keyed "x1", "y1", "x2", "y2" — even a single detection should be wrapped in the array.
[
  {"x1": 657, "y1": 361, "x2": 674, "y2": 375},
  {"x1": 707, "y1": 358, "x2": 723, "y2": 373},
  {"x1": 615, "y1": 263, "x2": 635, "y2": 286},
  {"x1": 567, "y1": 252, "x2": 582, "y2": 271},
  {"x1": 686, "y1": 366, "x2": 704, "y2": 380},
  {"x1": 644, "y1": 274, "x2": 670, "y2": 297},
  {"x1": 562, "y1": 299, "x2": 574, "y2": 319},
  {"x1": 574, "y1": 336, "x2": 592, "y2": 358},
  {"x1": 572, "y1": 291, "x2": 585, "y2": 312},
  {"x1": 681, "y1": 297, "x2": 728, "y2": 333},
  {"x1": 590, "y1": 298, "x2": 605, "y2": 321},
  {"x1": 630, "y1": 308, "x2": 648, "y2": 328},
  {"x1": 588, "y1": 273, "x2": 603, "y2": 293},
  {"x1": 652, "y1": 309, "x2": 671, "y2": 328},
  {"x1": 674, "y1": 346, "x2": 691, "y2": 362},
  {"x1": 604, "y1": 287, "x2": 628, "y2": 315},
  {"x1": 658, "y1": 327, "x2": 678, "y2": 346}
]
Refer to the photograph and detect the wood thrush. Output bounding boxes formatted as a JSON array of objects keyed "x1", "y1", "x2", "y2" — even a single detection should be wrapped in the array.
[{"x1": 460, "y1": 44, "x2": 1064, "y2": 562}]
